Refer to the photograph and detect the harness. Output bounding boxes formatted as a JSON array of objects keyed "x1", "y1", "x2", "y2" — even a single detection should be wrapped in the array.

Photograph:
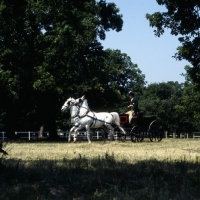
[
  {"x1": 69, "y1": 100, "x2": 115, "y2": 127},
  {"x1": 71, "y1": 110, "x2": 79, "y2": 119},
  {"x1": 78, "y1": 107, "x2": 90, "y2": 118}
]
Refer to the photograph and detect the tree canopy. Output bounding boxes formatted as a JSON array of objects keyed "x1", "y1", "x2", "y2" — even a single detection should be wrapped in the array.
[
  {"x1": 175, "y1": 66, "x2": 200, "y2": 131},
  {"x1": 146, "y1": 0, "x2": 200, "y2": 85},
  {"x1": 139, "y1": 81, "x2": 184, "y2": 132},
  {"x1": 0, "y1": 0, "x2": 146, "y2": 138}
]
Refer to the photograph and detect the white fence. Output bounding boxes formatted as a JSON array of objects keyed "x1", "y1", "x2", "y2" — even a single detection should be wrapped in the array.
[
  {"x1": 164, "y1": 131, "x2": 189, "y2": 138},
  {"x1": 58, "y1": 130, "x2": 105, "y2": 140},
  {"x1": 193, "y1": 132, "x2": 200, "y2": 138},
  {"x1": 0, "y1": 132, "x2": 7, "y2": 140},
  {"x1": 1, "y1": 131, "x2": 200, "y2": 141},
  {"x1": 0, "y1": 130, "x2": 105, "y2": 141},
  {"x1": 14, "y1": 131, "x2": 49, "y2": 140},
  {"x1": 0, "y1": 131, "x2": 49, "y2": 141}
]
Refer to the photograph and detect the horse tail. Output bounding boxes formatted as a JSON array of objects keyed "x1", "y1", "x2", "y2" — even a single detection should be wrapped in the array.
[
  {"x1": 110, "y1": 112, "x2": 126, "y2": 134},
  {"x1": 110, "y1": 112, "x2": 120, "y2": 126}
]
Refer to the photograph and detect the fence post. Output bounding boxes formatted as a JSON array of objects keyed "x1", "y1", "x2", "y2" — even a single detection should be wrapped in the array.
[
  {"x1": 28, "y1": 131, "x2": 30, "y2": 140},
  {"x1": 2, "y1": 132, "x2": 4, "y2": 141},
  {"x1": 97, "y1": 131, "x2": 99, "y2": 140},
  {"x1": 165, "y1": 131, "x2": 167, "y2": 138}
]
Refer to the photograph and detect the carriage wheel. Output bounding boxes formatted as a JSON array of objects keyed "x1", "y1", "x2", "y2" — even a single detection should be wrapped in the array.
[
  {"x1": 148, "y1": 120, "x2": 164, "y2": 142},
  {"x1": 130, "y1": 125, "x2": 144, "y2": 142},
  {"x1": 119, "y1": 134, "x2": 126, "y2": 142}
]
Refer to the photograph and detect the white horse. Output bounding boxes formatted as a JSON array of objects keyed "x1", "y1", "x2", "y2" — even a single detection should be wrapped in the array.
[{"x1": 61, "y1": 96, "x2": 126, "y2": 143}]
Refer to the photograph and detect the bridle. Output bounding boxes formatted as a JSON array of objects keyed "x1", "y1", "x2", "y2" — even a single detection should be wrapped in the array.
[
  {"x1": 62, "y1": 100, "x2": 79, "y2": 119},
  {"x1": 65, "y1": 99, "x2": 89, "y2": 119},
  {"x1": 69, "y1": 101, "x2": 80, "y2": 119}
]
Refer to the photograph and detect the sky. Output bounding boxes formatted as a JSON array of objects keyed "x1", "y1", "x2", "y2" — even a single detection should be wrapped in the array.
[{"x1": 101, "y1": 0, "x2": 191, "y2": 85}]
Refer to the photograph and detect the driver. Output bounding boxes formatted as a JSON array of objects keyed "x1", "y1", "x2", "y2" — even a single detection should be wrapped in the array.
[{"x1": 126, "y1": 92, "x2": 139, "y2": 123}]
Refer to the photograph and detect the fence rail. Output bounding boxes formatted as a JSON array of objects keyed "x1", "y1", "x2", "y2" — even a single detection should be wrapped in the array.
[
  {"x1": 164, "y1": 132, "x2": 191, "y2": 139},
  {"x1": 0, "y1": 131, "x2": 49, "y2": 141},
  {"x1": 0, "y1": 132, "x2": 7, "y2": 140},
  {"x1": 0, "y1": 131, "x2": 200, "y2": 141},
  {"x1": 58, "y1": 130, "x2": 105, "y2": 140},
  {"x1": 193, "y1": 132, "x2": 200, "y2": 138}
]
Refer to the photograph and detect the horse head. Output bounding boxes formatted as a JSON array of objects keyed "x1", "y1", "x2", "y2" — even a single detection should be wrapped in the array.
[
  {"x1": 73, "y1": 95, "x2": 85, "y2": 105},
  {"x1": 61, "y1": 97, "x2": 77, "y2": 112}
]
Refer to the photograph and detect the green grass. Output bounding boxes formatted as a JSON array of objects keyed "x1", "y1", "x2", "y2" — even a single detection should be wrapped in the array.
[{"x1": 1, "y1": 139, "x2": 200, "y2": 199}]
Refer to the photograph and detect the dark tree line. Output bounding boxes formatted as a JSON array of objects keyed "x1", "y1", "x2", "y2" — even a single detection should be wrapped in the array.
[
  {"x1": 1, "y1": 0, "x2": 199, "y2": 138},
  {"x1": 0, "y1": 0, "x2": 145, "y2": 138},
  {"x1": 138, "y1": 68, "x2": 200, "y2": 134}
]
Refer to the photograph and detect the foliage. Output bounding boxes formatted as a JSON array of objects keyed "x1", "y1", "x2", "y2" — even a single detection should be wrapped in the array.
[
  {"x1": 83, "y1": 49, "x2": 146, "y2": 109},
  {"x1": 146, "y1": 0, "x2": 200, "y2": 85},
  {"x1": 138, "y1": 67, "x2": 200, "y2": 132},
  {"x1": 139, "y1": 81, "x2": 184, "y2": 132},
  {"x1": 0, "y1": 0, "x2": 146, "y2": 137},
  {"x1": 175, "y1": 66, "x2": 200, "y2": 131}
]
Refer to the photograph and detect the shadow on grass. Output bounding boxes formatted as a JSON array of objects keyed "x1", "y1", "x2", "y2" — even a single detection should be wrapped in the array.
[{"x1": 0, "y1": 153, "x2": 200, "y2": 200}]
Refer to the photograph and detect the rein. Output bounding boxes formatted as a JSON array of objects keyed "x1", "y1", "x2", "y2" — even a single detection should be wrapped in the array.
[
  {"x1": 71, "y1": 110, "x2": 79, "y2": 119},
  {"x1": 85, "y1": 113, "x2": 114, "y2": 125},
  {"x1": 78, "y1": 104, "x2": 90, "y2": 118},
  {"x1": 69, "y1": 100, "x2": 115, "y2": 126}
]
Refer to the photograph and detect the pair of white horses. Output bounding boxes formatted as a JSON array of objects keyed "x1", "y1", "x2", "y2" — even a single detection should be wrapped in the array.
[{"x1": 61, "y1": 96, "x2": 126, "y2": 143}]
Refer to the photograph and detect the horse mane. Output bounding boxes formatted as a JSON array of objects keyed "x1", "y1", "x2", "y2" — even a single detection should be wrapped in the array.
[{"x1": 82, "y1": 99, "x2": 89, "y2": 108}]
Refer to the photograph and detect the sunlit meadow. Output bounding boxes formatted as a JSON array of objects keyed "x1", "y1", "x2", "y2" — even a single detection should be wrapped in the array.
[{"x1": 1, "y1": 139, "x2": 200, "y2": 199}]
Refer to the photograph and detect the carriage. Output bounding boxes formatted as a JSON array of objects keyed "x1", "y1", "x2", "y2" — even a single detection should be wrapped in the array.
[
  {"x1": 61, "y1": 96, "x2": 164, "y2": 143},
  {"x1": 113, "y1": 112, "x2": 164, "y2": 142}
]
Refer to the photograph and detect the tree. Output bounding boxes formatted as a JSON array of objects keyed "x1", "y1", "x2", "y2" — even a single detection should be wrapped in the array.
[
  {"x1": 0, "y1": 0, "x2": 146, "y2": 138},
  {"x1": 57, "y1": 48, "x2": 146, "y2": 129},
  {"x1": 86, "y1": 49, "x2": 145, "y2": 108},
  {"x1": 139, "y1": 81, "x2": 184, "y2": 132},
  {"x1": 146, "y1": 0, "x2": 200, "y2": 84},
  {"x1": 175, "y1": 66, "x2": 200, "y2": 131},
  {"x1": 0, "y1": 0, "x2": 124, "y2": 138}
]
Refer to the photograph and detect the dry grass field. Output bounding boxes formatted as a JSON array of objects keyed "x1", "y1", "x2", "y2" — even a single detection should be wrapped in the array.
[
  {"x1": 1, "y1": 139, "x2": 200, "y2": 199},
  {"x1": 4, "y1": 139, "x2": 200, "y2": 162},
  {"x1": 6, "y1": 139, "x2": 200, "y2": 163}
]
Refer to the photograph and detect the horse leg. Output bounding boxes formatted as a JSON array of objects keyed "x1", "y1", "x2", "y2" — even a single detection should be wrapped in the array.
[
  {"x1": 85, "y1": 124, "x2": 91, "y2": 144},
  {"x1": 105, "y1": 124, "x2": 115, "y2": 141},
  {"x1": 90, "y1": 128, "x2": 94, "y2": 141},
  {"x1": 73, "y1": 128, "x2": 78, "y2": 142},
  {"x1": 68, "y1": 126, "x2": 76, "y2": 142},
  {"x1": 73, "y1": 124, "x2": 84, "y2": 142},
  {"x1": 101, "y1": 126, "x2": 111, "y2": 139}
]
